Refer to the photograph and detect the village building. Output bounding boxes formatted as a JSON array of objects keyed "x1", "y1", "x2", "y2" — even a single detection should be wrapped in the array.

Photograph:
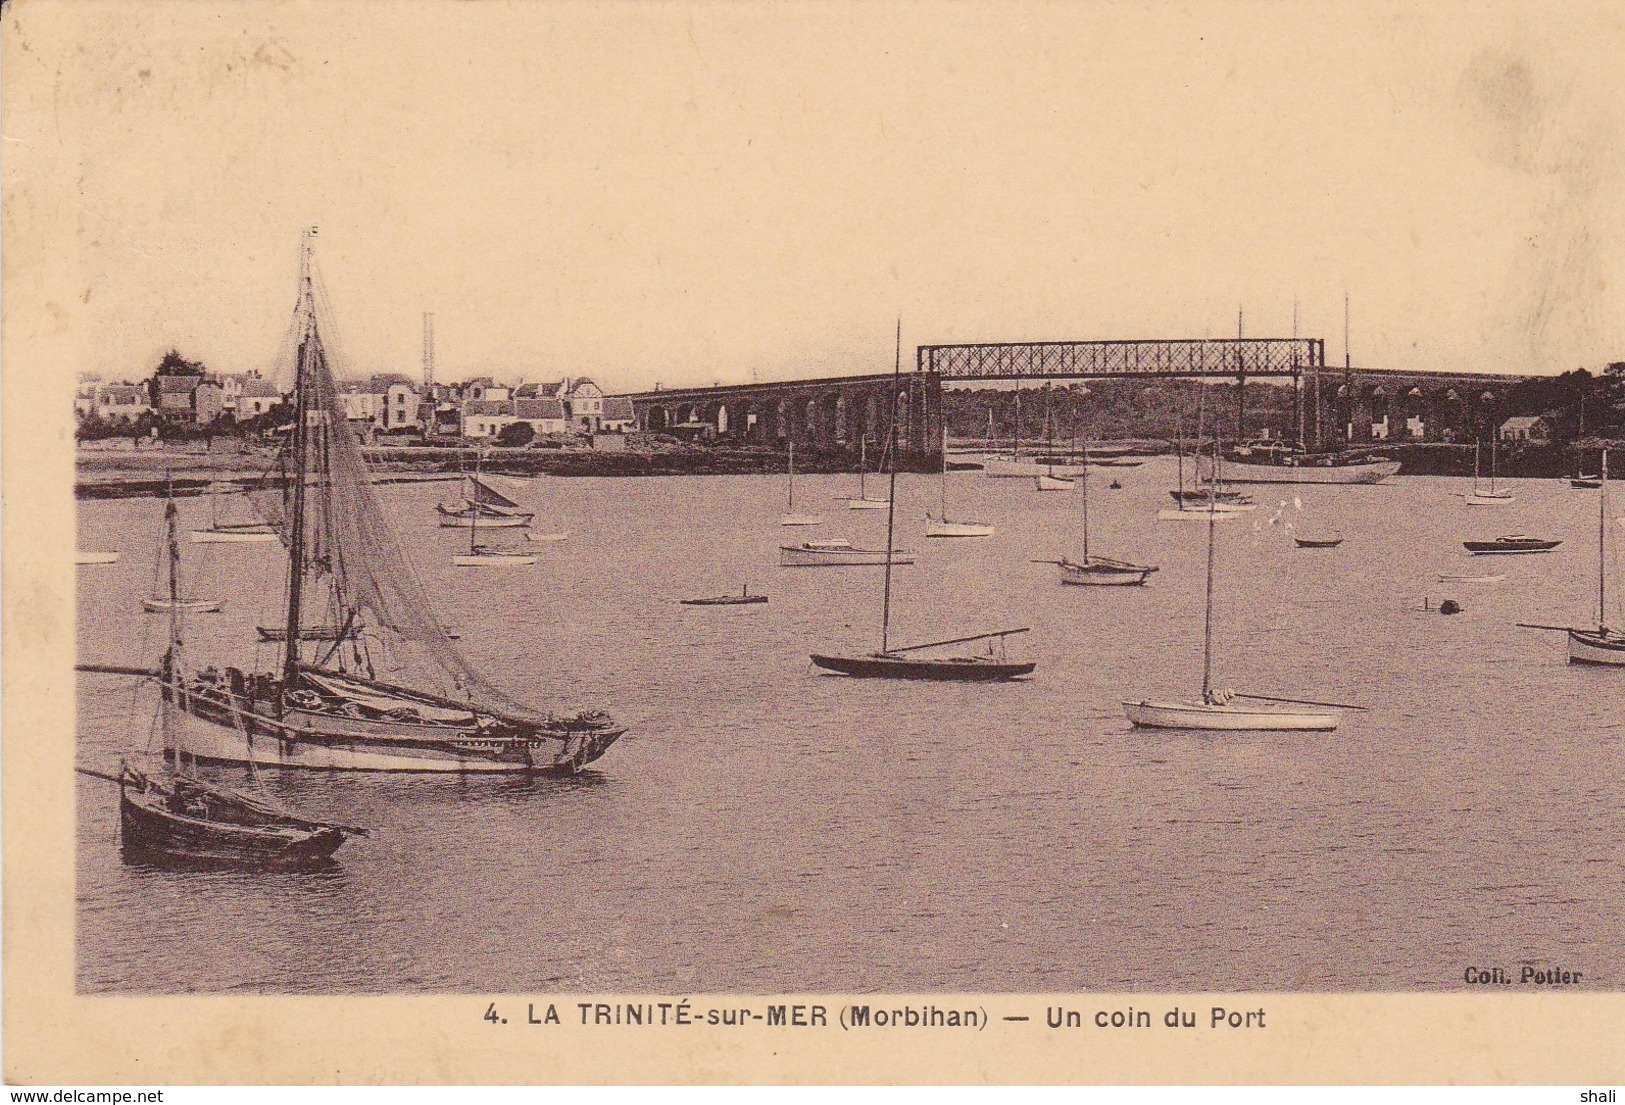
[
  {"x1": 151, "y1": 374, "x2": 203, "y2": 423},
  {"x1": 234, "y1": 377, "x2": 283, "y2": 420},
  {"x1": 1499, "y1": 415, "x2": 1551, "y2": 445},
  {"x1": 95, "y1": 384, "x2": 152, "y2": 423}
]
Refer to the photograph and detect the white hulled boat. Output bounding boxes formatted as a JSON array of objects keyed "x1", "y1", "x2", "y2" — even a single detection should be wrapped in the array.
[
  {"x1": 925, "y1": 426, "x2": 994, "y2": 538},
  {"x1": 109, "y1": 232, "x2": 625, "y2": 774},
  {"x1": 779, "y1": 441, "x2": 824, "y2": 526}
]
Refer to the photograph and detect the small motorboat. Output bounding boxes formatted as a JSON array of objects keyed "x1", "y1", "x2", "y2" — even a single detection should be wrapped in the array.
[
  {"x1": 780, "y1": 539, "x2": 914, "y2": 567},
  {"x1": 1169, "y1": 488, "x2": 1251, "y2": 505},
  {"x1": 1437, "y1": 573, "x2": 1506, "y2": 583},
  {"x1": 681, "y1": 585, "x2": 768, "y2": 606},
  {"x1": 76, "y1": 551, "x2": 120, "y2": 565},
  {"x1": 1463, "y1": 535, "x2": 1561, "y2": 555},
  {"x1": 1294, "y1": 536, "x2": 1344, "y2": 549},
  {"x1": 1108, "y1": 480, "x2": 1123, "y2": 490},
  {"x1": 1035, "y1": 473, "x2": 1075, "y2": 492},
  {"x1": 143, "y1": 597, "x2": 224, "y2": 613}
]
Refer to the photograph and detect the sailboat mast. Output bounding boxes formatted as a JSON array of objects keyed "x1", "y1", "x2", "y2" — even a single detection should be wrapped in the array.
[
  {"x1": 787, "y1": 441, "x2": 795, "y2": 510},
  {"x1": 939, "y1": 425, "x2": 949, "y2": 515},
  {"x1": 858, "y1": 437, "x2": 867, "y2": 500},
  {"x1": 1600, "y1": 449, "x2": 1609, "y2": 631},
  {"x1": 164, "y1": 491, "x2": 181, "y2": 770},
  {"x1": 1080, "y1": 438, "x2": 1090, "y2": 560},
  {"x1": 469, "y1": 453, "x2": 480, "y2": 556},
  {"x1": 1201, "y1": 439, "x2": 1218, "y2": 702},
  {"x1": 281, "y1": 232, "x2": 316, "y2": 689},
  {"x1": 880, "y1": 319, "x2": 901, "y2": 655}
]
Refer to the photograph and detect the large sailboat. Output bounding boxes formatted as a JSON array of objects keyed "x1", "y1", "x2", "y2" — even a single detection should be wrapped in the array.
[
  {"x1": 812, "y1": 323, "x2": 1033, "y2": 681},
  {"x1": 147, "y1": 232, "x2": 625, "y2": 773}
]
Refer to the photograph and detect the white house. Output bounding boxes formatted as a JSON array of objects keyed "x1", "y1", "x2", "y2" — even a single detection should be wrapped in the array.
[
  {"x1": 511, "y1": 398, "x2": 568, "y2": 436},
  {"x1": 235, "y1": 378, "x2": 283, "y2": 420},
  {"x1": 96, "y1": 384, "x2": 151, "y2": 422},
  {"x1": 599, "y1": 396, "x2": 637, "y2": 432},
  {"x1": 460, "y1": 399, "x2": 514, "y2": 439}
]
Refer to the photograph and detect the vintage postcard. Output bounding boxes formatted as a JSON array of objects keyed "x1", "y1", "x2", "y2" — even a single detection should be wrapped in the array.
[{"x1": 4, "y1": 0, "x2": 1622, "y2": 1086}]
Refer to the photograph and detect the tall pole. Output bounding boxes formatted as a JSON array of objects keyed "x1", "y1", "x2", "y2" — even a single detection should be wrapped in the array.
[
  {"x1": 282, "y1": 230, "x2": 316, "y2": 690},
  {"x1": 880, "y1": 319, "x2": 902, "y2": 655},
  {"x1": 422, "y1": 311, "x2": 435, "y2": 390}
]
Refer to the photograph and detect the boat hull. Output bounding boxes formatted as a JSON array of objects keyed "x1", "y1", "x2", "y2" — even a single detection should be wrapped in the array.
[
  {"x1": 190, "y1": 529, "x2": 277, "y2": 543},
  {"x1": 75, "y1": 551, "x2": 120, "y2": 565},
  {"x1": 170, "y1": 686, "x2": 624, "y2": 774},
  {"x1": 982, "y1": 456, "x2": 1048, "y2": 478},
  {"x1": 846, "y1": 498, "x2": 890, "y2": 510},
  {"x1": 810, "y1": 653, "x2": 1034, "y2": 681},
  {"x1": 437, "y1": 515, "x2": 530, "y2": 529},
  {"x1": 780, "y1": 545, "x2": 915, "y2": 567},
  {"x1": 1568, "y1": 629, "x2": 1625, "y2": 666},
  {"x1": 119, "y1": 782, "x2": 347, "y2": 869},
  {"x1": 1035, "y1": 474, "x2": 1075, "y2": 491},
  {"x1": 925, "y1": 516, "x2": 995, "y2": 538},
  {"x1": 1197, "y1": 457, "x2": 1400, "y2": 485},
  {"x1": 1465, "y1": 494, "x2": 1515, "y2": 506},
  {"x1": 454, "y1": 554, "x2": 538, "y2": 566},
  {"x1": 1294, "y1": 538, "x2": 1344, "y2": 548},
  {"x1": 681, "y1": 595, "x2": 768, "y2": 606},
  {"x1": 1059, "y1": 559, "x2": 1154, "y2": 586},
  {"x1": 1123, "y1": 699, "x2": 1338, "y2": 731},
  {"x1": 143, "y1": 598, "x2": 224, "y2": 613},
  {"x1": 779, "y1": 514, "x2": 825, "y2": 527},
  {"x1": 1464, "y1": 539, "x2": 1560, "y2": 555},
  {"x1": 1157, "y1": 508, "x2": 1244, "y2": 522}
]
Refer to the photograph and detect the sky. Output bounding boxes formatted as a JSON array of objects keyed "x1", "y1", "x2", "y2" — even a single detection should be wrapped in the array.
[{"x1": 8, "y1": 1, "x2": 1624, "y2": 392}]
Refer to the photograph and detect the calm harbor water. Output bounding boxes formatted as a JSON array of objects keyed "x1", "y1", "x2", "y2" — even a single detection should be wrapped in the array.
[{"x1": 76, "y1": 462, "x2": 1623, "y2": 993}]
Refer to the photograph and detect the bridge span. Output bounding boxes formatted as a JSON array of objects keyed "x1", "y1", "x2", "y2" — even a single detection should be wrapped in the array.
[{"x1": 624, "y1": 338, "x2": 1546, "y2": 453}]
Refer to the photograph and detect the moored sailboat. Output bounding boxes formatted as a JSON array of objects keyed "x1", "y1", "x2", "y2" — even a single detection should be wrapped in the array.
[
  {"x1": 1465, "y1": 439, "x2": 1514, "y2": 505},
  {"x1": 436, "y1": 469, "x2": 536, "y2": 528},
  {"x1": 779, "y1": 441, "x2": 824, "y2": 526},
  {"x1": 191, "y1": 482, "x2": 278, "y2": 543},
  {"x1": 841, "y1": 437, "x2": 890, "y2": 510},
  {"x1": 925, "y1": 426, "x2": 994, "y2": 538},
  {"x1": 81, "y1": 495, "x2": 364, "y2": 869},
  {"x1": 1124, "y1": 443, "x2": 1350, "y2": 731},
  {"x1": 134, "y1": 232, "x2": 624, "y2": 774},
  {"x1": 1049, "y1": 440, "x2": 1156, "y2": 586},
  {"x1": 453, "y1": 452, "x2": 539, "y2": 566},
  {"x1": 812, "y1": 322, "x2": 1033, "y2": 681},
  {"x1": 1518, "y1": 449, "x2": 1625, "y2": 665}
]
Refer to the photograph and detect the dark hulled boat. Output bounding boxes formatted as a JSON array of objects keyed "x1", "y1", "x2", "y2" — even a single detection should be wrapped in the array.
[
  {"x1": 119, "y1": 766, "x2": 353, "y2": 870},
  {"x1": 808, "y1": 321, "x2": 1035, "y2": 683},
  {"x1": 1464, "y1": 535, "x2": 1561, "y2": 555},
  {"x1": 809, "y1": 652, "x2": 1035, "y2": 681}
]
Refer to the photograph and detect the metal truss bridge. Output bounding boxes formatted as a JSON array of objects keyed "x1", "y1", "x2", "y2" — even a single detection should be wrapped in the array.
[{"x1": 917, "y1": 338, "x2": 1325, "y2": 380}]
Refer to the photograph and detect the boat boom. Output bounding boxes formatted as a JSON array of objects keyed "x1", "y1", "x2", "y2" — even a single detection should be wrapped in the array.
[{"x1": 884, "y1": 627, "x2": 1031, "y2": 654}]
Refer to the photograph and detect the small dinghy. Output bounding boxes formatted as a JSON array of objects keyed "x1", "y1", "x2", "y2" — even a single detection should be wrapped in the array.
[
  {"x1": 1437, "y1": 573, "x2": 1505, "y2": 584},
  {"x1": 1294, "y1": 536, "x2": 1344, "y2": 548},
  {"x1": 1035, "y1": 473, "x2": 1076, "y2": 491},
  {"x1": 1464, "y1": 535, "x2": 1561, "y2": 555},
  {"x1": 780, "y1": 539, "x2": 913, "y2": 567},
  {"x1": 681, "y1": 584, "x2": 768, "y2": 606},
  {"x1": 454, "y1": 548, "x2": 538, "y2": 567},
  {"x1": 76, "y1": 551, "x2": 120, "y2": 565}
]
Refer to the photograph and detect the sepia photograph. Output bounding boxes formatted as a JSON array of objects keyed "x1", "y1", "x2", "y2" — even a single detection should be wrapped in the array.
[{"x1": 5, "y1": 0, "x2": 1623, "y2": 1086}]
